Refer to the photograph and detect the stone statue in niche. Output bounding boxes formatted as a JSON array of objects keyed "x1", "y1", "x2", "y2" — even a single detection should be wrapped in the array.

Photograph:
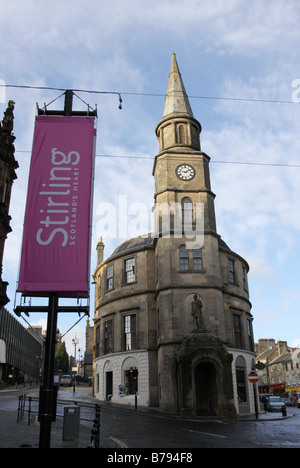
[{"x1": 191, "y1": 294, "x2": 204, "y2": 329}]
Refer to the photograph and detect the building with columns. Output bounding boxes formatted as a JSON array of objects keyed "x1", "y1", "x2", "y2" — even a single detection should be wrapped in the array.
[{"x1": 93, "y1": 54, "x2": 256, "y2": 418}]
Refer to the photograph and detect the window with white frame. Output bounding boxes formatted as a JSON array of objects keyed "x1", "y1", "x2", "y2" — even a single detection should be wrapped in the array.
[
  {"x1": 123, "y1": 314, "x2": 136, "y2": 351},
  {"x1": 228, "y1": 259, "x2": 236, "y2": 284},
  {"x1": 106, "y1": 265, "x2": 114, "y2": 291},
  {"x1": 124, "y1": 258, "x2": 135, "y2": 284},
  {"x1": 179, "y1": 245, "x2": 189, "y2": 271},
  {"x1": 192, "y1": 246, "x2": 203, "y2": 271},
  {"x1": 104, "y1": 319, "x2": 113, "y2": 355}
]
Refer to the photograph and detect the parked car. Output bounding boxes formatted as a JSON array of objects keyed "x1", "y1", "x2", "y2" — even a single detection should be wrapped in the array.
[
  {"x1": 266, "y1": 396, "x2": 286, "y2": 412},
  {"x1": 294, "y1": 392, "x2": 300, "y2": 408},
  {"x1": 282, "y1": 397, "x2": 292, "y2": 406},
  {"x1": 60, "y1": 374, "x2": 72, "y2": 386}
]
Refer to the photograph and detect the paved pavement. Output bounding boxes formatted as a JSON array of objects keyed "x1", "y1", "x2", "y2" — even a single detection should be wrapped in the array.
[
  {"x1": 0, "y1": 384, "x2": 295, "y2": 449},
  {"x1": 0, "y1": 384, "x2": 115, "y2": 449}
]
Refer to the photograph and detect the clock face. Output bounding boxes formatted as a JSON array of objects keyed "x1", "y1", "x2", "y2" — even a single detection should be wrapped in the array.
[{"x1": 176, "y1": 164, "x2": 195, "y2": 181}]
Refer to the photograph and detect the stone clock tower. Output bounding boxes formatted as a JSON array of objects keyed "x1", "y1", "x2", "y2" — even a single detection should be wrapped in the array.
[
  {"x1": 153, "y1": 53, "x2": 216, "y2": 234},
  {"x1": 93, "y1": 54, "x2": 256, "y2": 419},
  {"x1": 152, "y1": 54, "x2": 254, "y2": 418}
]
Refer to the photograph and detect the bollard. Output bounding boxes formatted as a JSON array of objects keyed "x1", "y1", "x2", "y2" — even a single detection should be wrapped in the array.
[
  {"x1": 282, "y1": 405, "x2": 287, "y2": 417},
  {"x1": 28, "y1": 397, "x2": 32, "y2": 426},
  {"x1": 17, "y1": 395, "x2": 22, "y2": 422}
]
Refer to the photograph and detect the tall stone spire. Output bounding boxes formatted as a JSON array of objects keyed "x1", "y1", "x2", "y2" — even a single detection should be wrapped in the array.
[
  {"x1": 154, "y1": 54, "x2": 216, "y2": 234},
  {"x1": 163, "y1": 53, "x2": 194, "y2": 118},
  {"x1": 155, "y1": 54, "x2": 201, "y2": 153}
]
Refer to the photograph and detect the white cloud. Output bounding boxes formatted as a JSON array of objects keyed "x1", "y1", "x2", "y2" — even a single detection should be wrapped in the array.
[
  {"x1": 2, "y1": 1, "x2": 300, "y2": 71},
  {"x1": 247, "y1": 256, "x2": 277, "y2": 282},
  {"x1": 203, "y1": 64, "x2": 300, "y2": 267}
]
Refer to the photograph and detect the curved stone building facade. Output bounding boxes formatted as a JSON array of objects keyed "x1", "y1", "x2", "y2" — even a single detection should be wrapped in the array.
[{"x1": 93, "y1": 54, "x2": 256, "y2": 418}]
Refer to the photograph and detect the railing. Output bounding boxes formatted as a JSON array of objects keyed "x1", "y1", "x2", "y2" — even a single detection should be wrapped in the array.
[
  {"x1": 88, "y1": 404, "x2": 100, "y2": 449},
  {"x1": 17, "y1": 394, "x2": 101, "y2": 448}
]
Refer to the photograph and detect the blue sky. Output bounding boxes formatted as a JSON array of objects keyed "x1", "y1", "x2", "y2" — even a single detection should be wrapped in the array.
[{"x1": 1, "y1": 0, "x2": 300, "y2": 355}]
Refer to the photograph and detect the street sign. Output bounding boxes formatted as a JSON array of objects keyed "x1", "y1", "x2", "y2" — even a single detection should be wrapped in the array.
[
  {"x1": 248, "y1": 372, "x2": 259, "y2": 420},
  {"x1": 248, "y1": 371, "x2": 259, "y2": 384}
]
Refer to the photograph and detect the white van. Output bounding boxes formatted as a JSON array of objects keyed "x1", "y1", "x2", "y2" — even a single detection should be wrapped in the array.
[{"x1": 60, "y1": 374, "x2": 72, "y2": 386}]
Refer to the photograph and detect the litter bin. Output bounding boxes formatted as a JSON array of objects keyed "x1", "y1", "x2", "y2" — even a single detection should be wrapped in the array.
[{"x1": 62, "y1": 406, "x2": 80, "y2": 441}]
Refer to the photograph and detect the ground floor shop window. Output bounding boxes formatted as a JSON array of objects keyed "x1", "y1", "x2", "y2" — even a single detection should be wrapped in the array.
[
  {"x1": 124, "y1": 368, "x2": 138, "y2": 395},
  {"x1": 236, "y1": 369, "x2": 247, "y2": 404}
]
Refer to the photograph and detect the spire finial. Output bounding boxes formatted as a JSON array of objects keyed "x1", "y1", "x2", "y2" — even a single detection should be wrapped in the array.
[{"x1": 163, "y1": 54, "x2": 194, "y2": 118}]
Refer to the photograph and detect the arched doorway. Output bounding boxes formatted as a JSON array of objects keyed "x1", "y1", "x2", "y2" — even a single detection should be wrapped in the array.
[
  {"x1": 103, "y1": 360, "x2": 113, "y2": 399},
  {"x1": 235, "y1": 355, "x2": 250, "y2": 414},
  {"x1": 195, "y1": 361, "x2": 218, "y2": 416},
  {"x1": 175, "y1": 329, "x2": 237, "y2": 419}
]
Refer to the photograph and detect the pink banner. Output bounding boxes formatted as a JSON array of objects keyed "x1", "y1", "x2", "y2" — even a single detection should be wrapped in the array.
[{"x1": 17, "y1": 116, "x2": 96, "y2": 297}]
